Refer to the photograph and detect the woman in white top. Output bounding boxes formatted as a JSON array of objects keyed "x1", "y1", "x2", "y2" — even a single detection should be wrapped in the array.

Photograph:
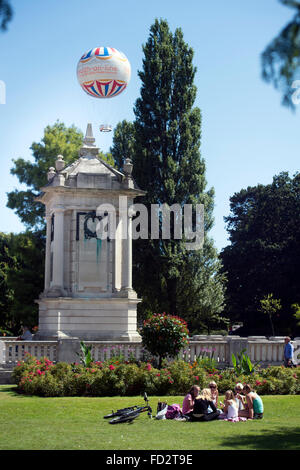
[{"x1": 220, "y1": 390, "x2": 238, "y2": 419}]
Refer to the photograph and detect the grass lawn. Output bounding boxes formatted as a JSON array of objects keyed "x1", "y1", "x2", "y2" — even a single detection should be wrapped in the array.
[{"x1": 0, "y1": 385, "x2": 299, "y2": 450}]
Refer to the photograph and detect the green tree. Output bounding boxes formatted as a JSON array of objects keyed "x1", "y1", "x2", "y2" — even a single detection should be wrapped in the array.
[
  {"x1": 111, "y1": 19, "x2": 226, "y2": 330},
  {"x1": 221, "y1": 172, "x2": 300, "y2": 335},
  {"x1": 259, "y1": 294, "x2": 282, "y2": 337},
  {"x1": 0, "y1": 232, "x2": 15, "y2": 334},
  {"x1": 291, "y1": 303, "x2": 300, "y2": 326},
  {"x1": 110, "y1": 120, "x2": 135, "y2": 171},
  {"x1": 261, "y1": 0, "x2": 300, "y2": 109},
  {"x1": 0, "y1": 0, "x2": 13, "y2": 31},
  {"x1": 0, "y1": 231, "x2": 44, "y2": 334}
]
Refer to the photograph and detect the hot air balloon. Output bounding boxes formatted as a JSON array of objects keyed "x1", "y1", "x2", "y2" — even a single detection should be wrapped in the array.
[{"x1": 77, "y1": 46, "x2": 131, "y2": 132}]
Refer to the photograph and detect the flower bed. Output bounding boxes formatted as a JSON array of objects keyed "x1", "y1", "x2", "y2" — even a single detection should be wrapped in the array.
[{"x1": 12, "y1": 353, "x2": 300, "y2": 397}]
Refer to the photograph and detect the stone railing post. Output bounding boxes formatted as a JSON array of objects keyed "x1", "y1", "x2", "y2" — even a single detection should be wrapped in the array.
[
  {"x1": 57, "y1": 339, "x2": 81, "y2": 364},
  {"x1": 226, "y1": 336, "x2": 248, "y2": 366}
]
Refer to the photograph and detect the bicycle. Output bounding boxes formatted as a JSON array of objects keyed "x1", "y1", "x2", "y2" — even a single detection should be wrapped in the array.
[{"x1": 104, "y1": 392, "x2": 153, "y2": 424}]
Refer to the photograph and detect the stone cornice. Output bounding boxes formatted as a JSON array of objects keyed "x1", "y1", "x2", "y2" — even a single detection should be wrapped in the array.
[{"x1": 35, "y1": 186, "x2": 146, "y2": 203}]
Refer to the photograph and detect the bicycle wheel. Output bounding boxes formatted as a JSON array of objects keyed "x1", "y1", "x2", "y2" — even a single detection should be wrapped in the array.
[{"x1": 109, "y1": 412, "x2": 140, "y2": 424}]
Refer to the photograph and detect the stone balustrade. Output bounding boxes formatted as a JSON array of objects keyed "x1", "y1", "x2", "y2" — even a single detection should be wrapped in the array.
[
  {"x1": 0, "y1": 340, "x2": 58, "y2": 367},
  {"x1": 0, "y1": 335, "x2": 299, "y2": 369}
]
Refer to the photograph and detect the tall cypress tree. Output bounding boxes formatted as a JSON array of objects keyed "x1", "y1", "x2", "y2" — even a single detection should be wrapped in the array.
[{"x1": 112, "y1": 19, "x2": 226, "y2": 331}]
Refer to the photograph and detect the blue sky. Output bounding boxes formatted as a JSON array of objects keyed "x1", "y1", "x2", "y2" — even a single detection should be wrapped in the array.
[{"x1": 0, "y1": 0, "x2": 299, "y2": 251}]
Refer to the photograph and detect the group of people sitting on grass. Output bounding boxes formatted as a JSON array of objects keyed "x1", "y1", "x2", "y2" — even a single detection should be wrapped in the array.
[{"x1": 181, "y1": 382, "x2": 264, "y2": 422}]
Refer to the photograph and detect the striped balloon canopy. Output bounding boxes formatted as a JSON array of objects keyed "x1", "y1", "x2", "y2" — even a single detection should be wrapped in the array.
[{"x1": 77, "y1": 47, "x2": 131, "y2": 99}]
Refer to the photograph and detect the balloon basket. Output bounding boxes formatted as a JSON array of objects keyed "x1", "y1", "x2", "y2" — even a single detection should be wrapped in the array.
[{"x1": 99, "y1": 124, "x2": 113, "y2": 133}]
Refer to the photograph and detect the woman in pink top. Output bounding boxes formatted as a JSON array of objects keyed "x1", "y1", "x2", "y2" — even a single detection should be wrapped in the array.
[{"x1": 182, "y1": 385, "x2": 200, "y2": 415}]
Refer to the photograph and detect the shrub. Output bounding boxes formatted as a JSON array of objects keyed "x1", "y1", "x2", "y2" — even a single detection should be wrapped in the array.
[
  {"x1": 141, "y1": 313, "x2": 189, "y2": 368},
  {"x1": 12, "y1": 355, "x2": 299, "y2": 397}
]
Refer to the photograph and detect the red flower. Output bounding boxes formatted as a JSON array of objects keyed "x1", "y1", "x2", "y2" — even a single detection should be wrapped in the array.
[
  {"x1": 109, "y1": 365, "x2": 115, "y2": 371},
  {"x1": 36, "y1": 369, "x2": 42, "y2": 375}
]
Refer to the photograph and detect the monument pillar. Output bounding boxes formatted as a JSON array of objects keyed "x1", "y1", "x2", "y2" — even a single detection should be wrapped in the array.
[
  {"x1": 49, "y1": 207, "x2": 66, "y2": 296},
  {"x1": 121, "y1": 209, "x2": 133, "y2": 292},
  {"x1": 44, "y1": 212, "x2": 52, "y2": 291}
]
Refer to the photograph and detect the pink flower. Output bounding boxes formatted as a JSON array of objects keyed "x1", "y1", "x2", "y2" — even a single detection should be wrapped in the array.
[
  {"x1": 109, "y1": 365, "x2": 115, "y2": 371},
  {"x1": 146, "y1": 363, "x2": 152, "y2": 371},
  {"x1": 36, "y1": 369, "x2": 42, "y2": 375}
]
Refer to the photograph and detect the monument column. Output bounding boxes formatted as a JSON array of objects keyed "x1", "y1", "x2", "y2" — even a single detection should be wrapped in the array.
[
  {"x1": 121, "y1": 205, "x2": 133, "y2": 292},
  {"x1": 50, "y1": 206, "x2": 65, "y2": 295},
  {"x1": 44, "y1": 212, "x2": 52, "y2": 291}
]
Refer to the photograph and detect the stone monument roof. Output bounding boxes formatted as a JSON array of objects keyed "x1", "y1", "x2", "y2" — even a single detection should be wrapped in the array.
[{"x1": 36, "y1": 123, "x2": 145, "y2": 196}]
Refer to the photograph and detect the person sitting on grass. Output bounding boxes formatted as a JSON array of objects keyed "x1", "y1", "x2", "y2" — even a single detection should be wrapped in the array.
[
  {"x1": 219, "y1": 390, "x2": 239, "y2": 419},
  {"x1": 234, "y1": 383, "x2": 246, "y2": 411},
  {"x1": 182, "y1": 385, "x2": 200, "y2": 416},
  {"x1": 238, "y1": 384, "x2": 264, "y2": 420},
  {"x1": 209, "y1": 381, "x2": 219, "y2": 407},
  {"x1": 190, "y1": 388, "x2": 221, "y2": 422}
]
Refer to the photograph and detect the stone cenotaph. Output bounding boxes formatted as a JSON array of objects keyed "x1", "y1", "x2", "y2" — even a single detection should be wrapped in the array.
[{"x1": 35, "y1": 124, "x2": 145, "y2": 343}]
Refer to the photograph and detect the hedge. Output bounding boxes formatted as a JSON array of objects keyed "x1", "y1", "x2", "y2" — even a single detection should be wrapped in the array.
[{"x1": 11, "y1": 353, "x2": 300, "y2": 397}]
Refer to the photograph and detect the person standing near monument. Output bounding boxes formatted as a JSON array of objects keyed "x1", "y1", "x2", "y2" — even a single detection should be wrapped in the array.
[
  {"x1": 16, "y1": 326, "x2": 33, "y2": 341},
  {"x1": 284, "y1": 337, "x2": 294, "y2": 367}
]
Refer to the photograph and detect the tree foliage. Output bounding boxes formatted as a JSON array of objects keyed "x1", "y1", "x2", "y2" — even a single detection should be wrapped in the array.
[
  {"x1": 259, "y1": 293, "x2": 282, "y2": 337},
  {"x1": 221, "y1": 172, "x2": 300, "y2": 335},
  {"x1": 0, "y1": 0, "x2": 13, "y2": 31},
  {"x1": 0, "y1": 231, "x2": 44, "y2": 334},
  {"x1": 261, "y1": 0, "x2": 300, "y2": 109},
  {"x1": 110, "y1": 19, "x2": 226, "y2": 331}
]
